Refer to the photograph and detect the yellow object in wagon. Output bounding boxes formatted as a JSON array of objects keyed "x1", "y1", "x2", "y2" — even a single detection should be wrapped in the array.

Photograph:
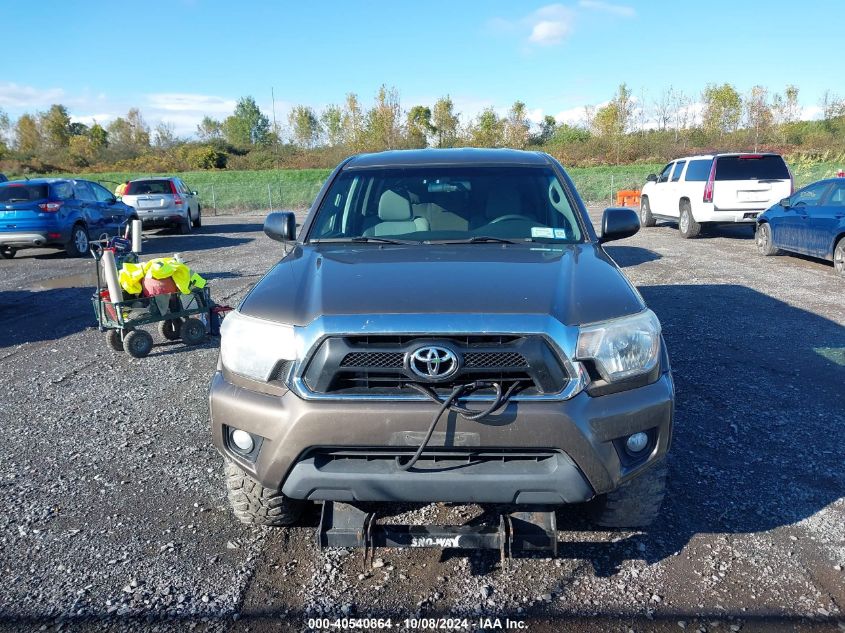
[{"x1": 118, "y1": 257, "x2": 206, "y2": 295}]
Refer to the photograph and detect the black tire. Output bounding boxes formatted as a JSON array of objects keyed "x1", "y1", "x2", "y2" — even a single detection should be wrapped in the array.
[
  {"x1": 179, "y1": 214, "x2": 192, "y2": 234},
  {"x1": 756, "y1": 222, "x2": 779, "y2": 256},
  {"x1": 589, "y1": 460, "x2": 667, "y2": 528},
  {"x1": 0, "y1": 246, "x2": 16, "y2": 259},
  {"x1": 65, "y1": 223, "x2": 90, "y2": 257},
  {"x1": 678, "y1": 201, "x2": 701, "y2": 239},
  {"x1": 123, "y1": 329, "x2": 153, "y2": 358},
  {"x1": 224, "y1": 460, "x2": 304, "y2": 526},
  {"x1": 640, "y1": 196, "x2": 655, "y2": 227},
  {"x1": 192, "y1": 205, "x2": 202, "y2": 228},
  {"x1": 834, "y1": 236, "x2": 845, "y2": 277},
  {"x1": 159, "y1": 318, "x2": 182, "y2": 341},
  {"x1": 106, "y1": 329, "x2": 124, "y2": 352},
  {"x1": 180, "y1": 317, "x2": 205, "y2": 345}
]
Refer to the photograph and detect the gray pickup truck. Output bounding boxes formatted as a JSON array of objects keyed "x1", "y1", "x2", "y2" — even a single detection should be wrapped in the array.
[{"x1": 210, "y1": 148, "x2": 674, "y2": 530}]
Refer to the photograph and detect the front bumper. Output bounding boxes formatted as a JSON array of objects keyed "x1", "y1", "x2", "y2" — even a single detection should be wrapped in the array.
[{"x1": 210, "y1": 367, "x2": 674, "y2": 505}]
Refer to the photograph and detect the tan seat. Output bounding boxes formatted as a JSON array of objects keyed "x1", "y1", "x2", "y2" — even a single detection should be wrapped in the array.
[
  {"x1": 413, "y1": 202, "x2": 467, "y2": 231},
  {"x1": 364, "y1": 190, "x2": 429, "y2": 237}
]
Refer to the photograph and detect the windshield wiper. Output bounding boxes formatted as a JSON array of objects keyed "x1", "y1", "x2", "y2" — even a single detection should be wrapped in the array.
[
  {"x1": 349, "y1": 236, "x2": 414, "y2": 244},
  {"x1": 311, "y1": 236, "x2": 416, "y2": 245},
  {"x1": 429, "y1": 236, "x2": 517, "y2": 244}
]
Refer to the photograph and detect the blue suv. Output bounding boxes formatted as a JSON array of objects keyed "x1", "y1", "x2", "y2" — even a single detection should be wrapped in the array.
[{"x1": 0, "y1": 178, "x2": 137, "y2": 258}]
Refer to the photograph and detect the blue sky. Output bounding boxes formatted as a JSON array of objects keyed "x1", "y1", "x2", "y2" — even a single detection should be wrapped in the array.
[{"x1": 2, "y1": 0, "x2": 842, "y2": 136}]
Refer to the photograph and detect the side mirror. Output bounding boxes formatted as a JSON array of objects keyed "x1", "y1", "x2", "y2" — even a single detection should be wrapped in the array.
[
  {"x1": 779, "y1": 197, "x2": 791, "y2": 208},
  {"x1": 264, "y1": 211, "x2": 296, "y2": 242},
  {"x1": 646, "y1": 173, "x2": 658, "y2": 183},
  {"x1": 191, "y1": 190, "x2": 198, "y2": 196},
  {"x1": 599, "y1": 207, "x2": 640, "y2": 243}
]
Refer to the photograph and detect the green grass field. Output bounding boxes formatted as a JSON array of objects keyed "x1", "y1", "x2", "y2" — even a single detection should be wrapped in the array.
[{"x1": 54, "y1": 160, "x2": 844, "y2": 212}]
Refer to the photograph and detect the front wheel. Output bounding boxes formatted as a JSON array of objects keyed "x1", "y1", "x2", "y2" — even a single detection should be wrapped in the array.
[
  {"x1": 678, "y1": 202, "x2": 701, "y2": 239},
  {"x1": 640, "y1": 197, "x2": 655, "y2": 227},
  {"x1": 106, "y1": 329, "x2": 123, "y2": 352},
  {"x1": 834, "y1": 236, "x2": 845, "y2": 276},
  {"x1": 0, "y1": 246, "x2": 16, "y2": 259},
  {"x1": 589, "y1": 460, "x2": 667, "y2": 528},
  {"x1": 756, "y1": 222, "x2": 779, "y2": 256},
  {"x1": 123, "y1": 329, "x2": 153, "y2": 358},
  {"x1": 66, "y1": 224, "x2": 90, "y2": 257},
  {"x1": 224, "y1": 460, "x2": 304, "y2": 526}
]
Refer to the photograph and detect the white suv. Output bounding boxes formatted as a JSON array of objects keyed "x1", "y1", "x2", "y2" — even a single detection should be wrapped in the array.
[{"x1": 639, "y1": 153, "x2": 793, "y2": 238}]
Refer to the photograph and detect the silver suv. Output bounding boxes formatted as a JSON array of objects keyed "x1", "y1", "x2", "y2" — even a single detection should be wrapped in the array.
[{"x1": 122, "y1": 177, "x2": 201, "y2": 234}]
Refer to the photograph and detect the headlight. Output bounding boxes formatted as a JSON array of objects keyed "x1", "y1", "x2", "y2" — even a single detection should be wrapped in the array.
[
  {"x1": 576, "y1": 309, "x2": 661, "y2": 382},
  {"x1": 220, "y1": 310, "x2": 297, "y2": 381}
]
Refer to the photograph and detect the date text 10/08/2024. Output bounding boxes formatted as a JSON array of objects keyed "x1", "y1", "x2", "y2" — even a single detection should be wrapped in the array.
[{"x1": 307, "y1": 617, "x2": 529, "y2": 629}]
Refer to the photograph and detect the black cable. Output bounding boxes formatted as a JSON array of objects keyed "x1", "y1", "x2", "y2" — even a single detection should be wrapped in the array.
[
  {"x1": 395, "y1": 380, "x2": 525, "y2": 472},
  {"x1": 395, "y1": 383, "x2": 468, "y2": 472}
]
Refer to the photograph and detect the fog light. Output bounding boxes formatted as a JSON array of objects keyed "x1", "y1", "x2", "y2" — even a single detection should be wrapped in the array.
[
  {"x1": 626, "y1": 432, "x2": 649, "y2": 454},
  {"x1": 231, "y1": 429, "x2": 254, "y2": 453}
]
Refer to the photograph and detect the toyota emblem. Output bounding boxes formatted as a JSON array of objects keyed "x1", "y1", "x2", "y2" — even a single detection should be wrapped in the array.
[{"x1": 407, "y1": 345, "x2": 459, "y2": 381}]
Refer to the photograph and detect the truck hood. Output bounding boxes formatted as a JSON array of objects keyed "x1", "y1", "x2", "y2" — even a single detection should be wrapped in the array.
[{"x1": 239, "y1": 243, "x2": 645, "y2": 327}]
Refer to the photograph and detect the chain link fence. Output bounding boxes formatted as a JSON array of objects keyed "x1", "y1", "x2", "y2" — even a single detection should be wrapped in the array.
[
  {"x1": 185, "y1": 166, "x2": 663, "y2": 215},
  {"x1": 92, "y1": 160, "x2": 842, "y2": 216}
]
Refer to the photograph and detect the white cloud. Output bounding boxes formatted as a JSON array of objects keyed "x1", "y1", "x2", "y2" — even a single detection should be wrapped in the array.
[
  {"x1": 146, "y1": 93, "x2": 236, "y2": 114},
  {"x1": 70, "y1": 113, "x2": 116, "y2": 126},
  {"x1": 578, "y1": 0, "x2": 636, "y2": 17},
  {"x1": 554, "y1": 106, "x2": 586, "y2": 125},
  {"x1": 490, "y1": 4, "x2": 575, "y2": 47},
  {"x1": 801, "y1": 105, "x2": 822, "y2": 121},
  {"x1": 525, "y1": 107, "x2": 545, "y2": 124},
  {"x1": 529, "y1": 19, "x2": 572, "y2": 45},
  {"x1": 0, "y1": 82, "x2": 65, "y2": 109}
]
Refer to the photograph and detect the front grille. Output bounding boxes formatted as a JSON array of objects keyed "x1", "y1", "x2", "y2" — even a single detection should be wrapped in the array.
[
  {"x1": 340, "y1": 352, "x2": 404, "y2": 368},
  {"x1": 302, "y1": 334, "x2": 569, "y2": 397},
  {"x1": 464, "y1": 352, "x2": 526, "y2": 368},
  {"x1": 339, "y1": 351, "x2": 528, "y2": 370}
]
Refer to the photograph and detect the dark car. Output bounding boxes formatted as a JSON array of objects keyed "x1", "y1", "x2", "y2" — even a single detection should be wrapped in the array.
[
  {"x1": 756, "y1": 177, "x2": 845, "y2": 275},
  {"x1": 0, "y1": 178, "x2": 137, "y2": 258},
  {"x1": 210, "y1": 149, "x2": 674, "y2": 532},
  {"x1": 0, "y1": 174, "x2": 7, "y2": 183}
]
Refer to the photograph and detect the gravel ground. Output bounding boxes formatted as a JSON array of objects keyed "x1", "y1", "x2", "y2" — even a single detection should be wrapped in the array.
[{"x1": 0, "y1": 211, "x2": 843, "y2": 633}]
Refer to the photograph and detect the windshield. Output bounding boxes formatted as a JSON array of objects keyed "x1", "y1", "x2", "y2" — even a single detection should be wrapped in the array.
[{"x1": 306, "y1": 166, "x2": 584, "y2": 244}]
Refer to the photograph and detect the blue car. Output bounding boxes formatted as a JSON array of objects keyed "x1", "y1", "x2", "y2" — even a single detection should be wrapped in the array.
[
  {"x1": 0, "y1": 178, "x2": 137, "y2": 258},
  {"x1": 756, "y1": 177, "x2": 845, "y2": 276}
]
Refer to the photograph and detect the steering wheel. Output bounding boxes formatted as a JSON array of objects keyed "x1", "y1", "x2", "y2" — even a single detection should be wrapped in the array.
[{"x1": 489, "y1": 214, "x2": 535, "y2": 224}]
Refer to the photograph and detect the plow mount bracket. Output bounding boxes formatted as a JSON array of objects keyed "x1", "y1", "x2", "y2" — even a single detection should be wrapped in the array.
[{"x1": 317, "y1": 501, "x2": 557, "y2": 567}]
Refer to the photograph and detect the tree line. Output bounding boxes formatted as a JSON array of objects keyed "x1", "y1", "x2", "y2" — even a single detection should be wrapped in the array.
[{"x1": 1, "y1": 82, "x2": 844, "y2": 174}]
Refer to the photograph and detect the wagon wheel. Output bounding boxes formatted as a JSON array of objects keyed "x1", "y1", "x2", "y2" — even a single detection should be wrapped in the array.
[
  {"x1": 123, "y1": 329, "x2": 154, "y2": 358},
  {"x1": 159, "y1": 318, "x2": 183, "y2": 341},
  {"x1": 180, "y1": 317, "x2": 206, "y2": 346},
  {"x1": 106, "y1": 329, "x2": 124, "y2": 352}
]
